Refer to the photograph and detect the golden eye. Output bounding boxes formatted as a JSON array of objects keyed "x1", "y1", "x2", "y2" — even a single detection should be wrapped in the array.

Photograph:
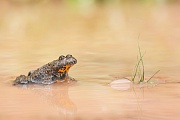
[
  {"x1": 59, "y1": 55, "x2": 65, "y2": 60},
  {"x1": 66, "y1": 54, "x2": 72, "y2": 58}
]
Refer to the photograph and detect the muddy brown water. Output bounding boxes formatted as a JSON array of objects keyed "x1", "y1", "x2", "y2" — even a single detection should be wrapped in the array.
[{"x1": 0, "y1": 2, "x2": 180, "y2": 120}]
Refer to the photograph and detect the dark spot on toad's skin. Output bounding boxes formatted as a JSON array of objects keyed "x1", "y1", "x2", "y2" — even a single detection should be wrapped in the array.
[{"x1": 13, "y1": 54, "x2": 77, "y2": 85}]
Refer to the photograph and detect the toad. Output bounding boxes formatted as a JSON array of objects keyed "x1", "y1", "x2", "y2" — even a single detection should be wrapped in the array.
[{"x1": 13, "y1": 54, "x2": 77, "y2": 85}]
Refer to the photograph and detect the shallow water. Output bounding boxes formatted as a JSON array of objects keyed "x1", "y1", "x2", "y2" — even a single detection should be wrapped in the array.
[{"x1": 0, "y1": 1, "x2": 180, "y2": 120}]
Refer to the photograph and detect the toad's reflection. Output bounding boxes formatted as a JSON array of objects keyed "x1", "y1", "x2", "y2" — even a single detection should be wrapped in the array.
[{"x1": 16, "y1": 81, "x2": 77, "y2": 119}]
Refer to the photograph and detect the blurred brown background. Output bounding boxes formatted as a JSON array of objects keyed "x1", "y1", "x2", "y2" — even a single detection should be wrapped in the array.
[
  {"x1": 0, "y1": 0, "x2": 180, "y2": 80},
  {"x1": 0, "y1": 1, "x2": 180, "y2": 120}
]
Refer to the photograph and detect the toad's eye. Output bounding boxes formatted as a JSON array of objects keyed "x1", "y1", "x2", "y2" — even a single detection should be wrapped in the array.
[
  {"x1": 59, "y1": 55, "x2": 65, "y2": 60},
  {"x1": 66, "y1": 54, "x2": 72, "y2": 58}
]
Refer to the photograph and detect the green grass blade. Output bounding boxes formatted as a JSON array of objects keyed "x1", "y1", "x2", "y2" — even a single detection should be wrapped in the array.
[
  {"x1": 132, "y1": 54, "x2": 144, "y2": 82},
  {"x1": 147, "y1": 70, "x2": 160, "y2": 83},
  {"x1": 137, "y1": 41, "x2": 145, "y2": 82}
]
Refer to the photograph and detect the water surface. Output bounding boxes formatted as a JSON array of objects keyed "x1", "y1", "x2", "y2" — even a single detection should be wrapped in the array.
[{"x1": 0, "y1": 2, "x2": 180, "y2": 120}]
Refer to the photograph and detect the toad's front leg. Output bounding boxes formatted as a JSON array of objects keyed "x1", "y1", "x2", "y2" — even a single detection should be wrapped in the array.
[{"x1": 56, "y1": 72, "x2": 76, "y2": 83}]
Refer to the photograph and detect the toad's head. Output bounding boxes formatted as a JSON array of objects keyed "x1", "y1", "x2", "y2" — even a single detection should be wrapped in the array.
[
  {"x1": 58, "y1": 54, "x2": 77, "y2": 66},
  {"x1": 57, "y1": 54, "x2": 77, "y2": 76}
]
